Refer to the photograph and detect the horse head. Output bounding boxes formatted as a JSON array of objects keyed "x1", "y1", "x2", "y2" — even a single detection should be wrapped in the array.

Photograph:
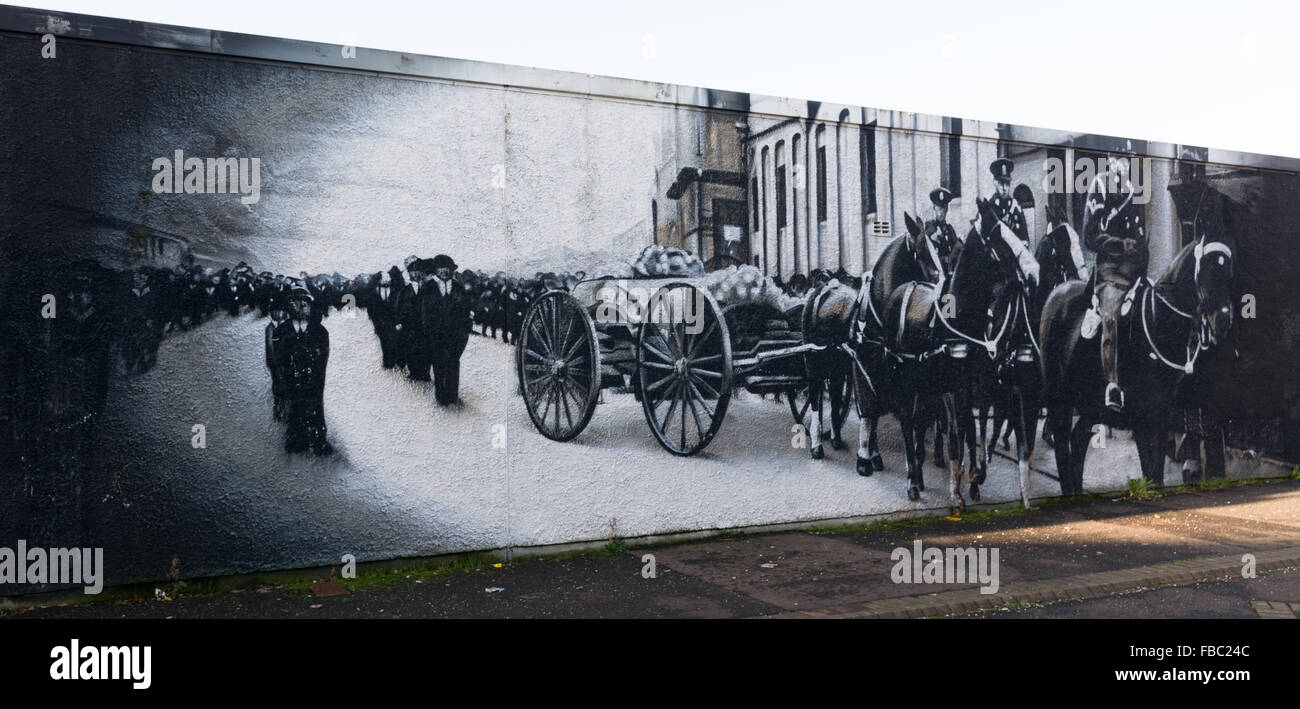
[{"x1": 1192, "y1": 234, "x2": 1235, "y2": 346}]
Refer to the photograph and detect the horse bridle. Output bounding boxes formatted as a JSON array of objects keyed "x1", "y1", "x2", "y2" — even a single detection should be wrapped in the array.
[{"x1": 1139, "y1": 237, "x2": 1234, "y2": 374}]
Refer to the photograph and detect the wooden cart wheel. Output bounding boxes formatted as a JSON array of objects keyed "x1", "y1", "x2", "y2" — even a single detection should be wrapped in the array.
[
  {"x1": 635, "y1": 282, "x2": 732, "y2": 456},
  {"x1": 517, "y1": 290, "x2": 601, "y2": 442}
]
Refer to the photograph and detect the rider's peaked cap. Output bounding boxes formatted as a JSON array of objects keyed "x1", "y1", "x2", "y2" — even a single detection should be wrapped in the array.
[
  {"x1": 929, "y1": 187, "x2": 954, "y2": 207},
  {"x1": 990, "y1": 158, "x2": 1014, "y2": 182}
]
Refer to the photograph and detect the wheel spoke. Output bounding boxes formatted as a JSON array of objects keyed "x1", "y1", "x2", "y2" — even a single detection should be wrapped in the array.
[
  {"x1": 640, "y1": 360, "x2": 674, "y2": 371},
  {"x1": 525, "y1": 373, "x2": 550, "y2": 389},
  {"x1": 646, "y1": 372, "x2": 675, "y2": 393},
  {"x1": 555, "y1": 307, "x2": 575, "y2": 362},
  {"x1": 694, "y1": 376, "x2": 721, "y2": 400},
  {"x1": 530, "y1": 318, "x2": 553, "y2": 357},
  {"x1": 692, "y1": 368, "x2": 723, "y2": 379},
  {"x1": 679, "y1": 382, "x2": 688, "y2": 449},
  {"x1": 685, "y1": 393, "x2": 706, "y2": 441},
  {"x1": 658, "y1": 381, "x2": 682, "y2": 432},
  {"x1": 687, "y1": 379, "x2": 715, "y2": 420},
  {"x1": 552, "y1": 378, "x2": 562, "y2": 431},
  {"x1": 538, "y1": 378, "x2": 556, "y2": 424},
  {"x1": 687, "y1": 319, "x2": 718, "y2": 357},
  {"x1": 563, "y1": 331, "x2": 586, "y2": 360},
  {"x1": 641, "y1": 337, "x2": 674, "y2": 364},
  {"x1": 689, "y1": 353, "x2": 724, "y2": 366},
  {"x1": 558, "y1": 380, "x2": 574, "y2": 429}
]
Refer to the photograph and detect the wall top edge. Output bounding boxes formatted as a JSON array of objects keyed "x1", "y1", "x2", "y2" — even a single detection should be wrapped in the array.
[{"x1": 4, "y1": 3, "x2": 1300, "y2": 176}]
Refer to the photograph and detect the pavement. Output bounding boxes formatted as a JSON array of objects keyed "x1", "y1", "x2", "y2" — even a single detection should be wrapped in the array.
[
  {"x1": 69, "y1": 316, "x2": 1287, "y2": 589},
  {"x1": 4, "y1": 476, "x2": 1299, "y2": 619}
]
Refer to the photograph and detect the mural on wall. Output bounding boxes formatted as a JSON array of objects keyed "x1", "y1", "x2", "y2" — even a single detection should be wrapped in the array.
[{"x1": 1, "y1": 8, "x2": 1297, "y2": 592}]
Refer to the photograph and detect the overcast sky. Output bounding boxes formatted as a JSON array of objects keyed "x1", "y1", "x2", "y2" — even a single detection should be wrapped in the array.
[{"x1": 33, "y1": 0, "x2": 1300, "y2": 159}]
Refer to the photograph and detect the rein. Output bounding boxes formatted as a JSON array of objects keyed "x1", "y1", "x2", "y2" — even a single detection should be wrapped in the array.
[
  {"x1": 932, "y1": 274, "x2": 1017, "y2": 359},
  {"x1": 1137, "y1": 239, "x2": 1232, "y2": 374}
]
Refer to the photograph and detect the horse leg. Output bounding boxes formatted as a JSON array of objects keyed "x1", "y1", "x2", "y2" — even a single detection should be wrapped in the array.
[
  {"x1": 1204, "y1": 425, "x2": 1227, "y2": 481},
  {"x1": 1048, "y1": 406, "x2": 1074, "y2": 496},
  {"x1": 856, "y1": 417, "x2": 874, "y2": 477},
  {"x1": 901, "y1": 410, "x2": 921, "y2": 502},
  {"x1": 976, "y1": 402, "x2": 990, "y2": 485},
  {"x1": 1016, "y1": 388, "x2": 1038, "y2": 509},
  {"x1": 1068, "y1": 415, "x2": 1094, "y2": 496},
  {"x1": 915, "y1": 418, "x2": 928, "y2": 470},
  {"x1": 828, "y1": 374, "x2": 847, "y2": 450},
  {"x1": 1134, "y1": 424, "x2": 1167, "y2": 487},
  {"x1": 944, "y1": 393, "x2": 964, "y2": 516},
  {"x1": 852, "y1": 369, "x2": 875, "y2": 475},
  {"x1": 959, "y1": 386, "x2": 981, "y2": 501},
  {"x1": 808, "y1": 379, "x2": 825, "y2": 459},
  {"x1": 869, "y1": 417, "x2": 884, "y2": 471},
  {"x1": 934, "y1": 412, "x2": 948, "y2": 468}
]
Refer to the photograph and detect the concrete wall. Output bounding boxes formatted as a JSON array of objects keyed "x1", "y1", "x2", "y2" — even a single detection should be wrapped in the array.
[{"x1": 1, "y1": 8, "x2": 1297, "y2": 592}]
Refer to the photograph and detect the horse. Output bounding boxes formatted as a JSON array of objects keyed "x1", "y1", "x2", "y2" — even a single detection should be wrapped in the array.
[
  {"x1": 845, "y1": 213, "x2": 933, "y2": 475},
  {"x1": 967, "y1": 200, "x2": 1046, "y2": 508},
  {"x1": 800, "y1": 283, "x2": 856, "y2": 458},
  {"x1": 933, "y1": 198, "x2": 1043, "y2": 509},
  {"x1": 1040, "y1": 226, "x2": 1237, "y2": 495}
]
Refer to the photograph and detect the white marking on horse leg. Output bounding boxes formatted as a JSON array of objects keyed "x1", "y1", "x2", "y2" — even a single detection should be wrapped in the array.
[
  {"x1": 1019, "y1": 460, "x2": 1032, "y2": 509},
  {"x1": 809, "y1": 407, "x2": 822, "y2": 444},
  {"x1": 857, "y1": 418, "x2": 870, "y2": 457}
]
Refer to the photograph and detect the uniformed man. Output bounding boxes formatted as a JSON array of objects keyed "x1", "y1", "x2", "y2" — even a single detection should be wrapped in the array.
[
  {"x1": 425, "y1": 254, "x2": 472, "y2": 406},
  {"x1": 977, "y1": 159, "x2": 1039, "y2": 284},
  {"x1": 1081, "y1": 154, "x2": 1147, "y2": 412},
  {"x1": 924, "y1": 187, "x2": 961, "y2": 277},
  {"x1": 274, "y1": 284, "x2": 332, "y2": 454},
  {"x1": 988, "y1": 159, "x2": 1029, "y2": 243}
]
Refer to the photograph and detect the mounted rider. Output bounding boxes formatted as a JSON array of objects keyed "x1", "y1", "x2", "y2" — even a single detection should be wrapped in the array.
[
  {"x1": 977, "y1": 159, "x2": 1039, "y2": 287},
  {"x1": 988, "y1": 158, "x2": 1030, "y2": 243},
  {"x1": 923, "y1": 187, "x2": 961, "y2": 277},
  {"x1": 1080, "y1": 154, "x2": 1147, "y2": 412}
]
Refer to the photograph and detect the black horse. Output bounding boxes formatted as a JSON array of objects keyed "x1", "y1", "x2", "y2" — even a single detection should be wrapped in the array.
[
  {"x1": 799, "y1": 284, "x2": 855, "y2": 458},
  {"x1": 936, "y1": 198, "x2": 1042, "y2": 508},
  {"x1": 1040, "y1": 230, "x2": 1237, "y2": 495},
  {"x1": 845, "y1": 213, "x2": 934, "y2": 475}
]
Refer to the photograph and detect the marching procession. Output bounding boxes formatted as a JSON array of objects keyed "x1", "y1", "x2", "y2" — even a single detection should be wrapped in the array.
[{"x1": 6, "y1": 148, "x2": 1237, "y2": 518}]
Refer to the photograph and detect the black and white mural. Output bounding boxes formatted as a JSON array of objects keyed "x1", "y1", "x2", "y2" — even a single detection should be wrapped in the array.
[{"x1": 1, "y1": 8, "x2": 1296, "y2": 592}]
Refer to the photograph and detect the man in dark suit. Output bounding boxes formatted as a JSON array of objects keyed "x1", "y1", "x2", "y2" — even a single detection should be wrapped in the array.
[
  {"x1": 366, "y1": 270, "x2": 401, "y2": 369},
  {"x1": 274, "y1": 284, "x2": 332, "y2": 455},
  {"x1": 395, "y1": 259, "x2": 432, "y2": 381},
  {"x1": 264, "y1": 283, "x2": 291, "y2": 421},
  {"x1": 424, "y1": 254, "x2": 472, "y2": 406}
]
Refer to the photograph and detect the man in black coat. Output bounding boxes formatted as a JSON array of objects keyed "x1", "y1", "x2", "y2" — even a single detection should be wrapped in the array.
[
  {"x1": 366, "y1": 270, "x2": 402, "y2": 369},
  {"x1": 424, "y1": 254, "x2": 473, "y2": 406},
  {"x1": 273, "y1": 284, "x2": 332, "y2": 455},
  {"x1": 264, "y1": 283, "x2": 291, "y2": 421},
  {"x1": 395, "y1": 259, "x2": 432, "y2": 381}
]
